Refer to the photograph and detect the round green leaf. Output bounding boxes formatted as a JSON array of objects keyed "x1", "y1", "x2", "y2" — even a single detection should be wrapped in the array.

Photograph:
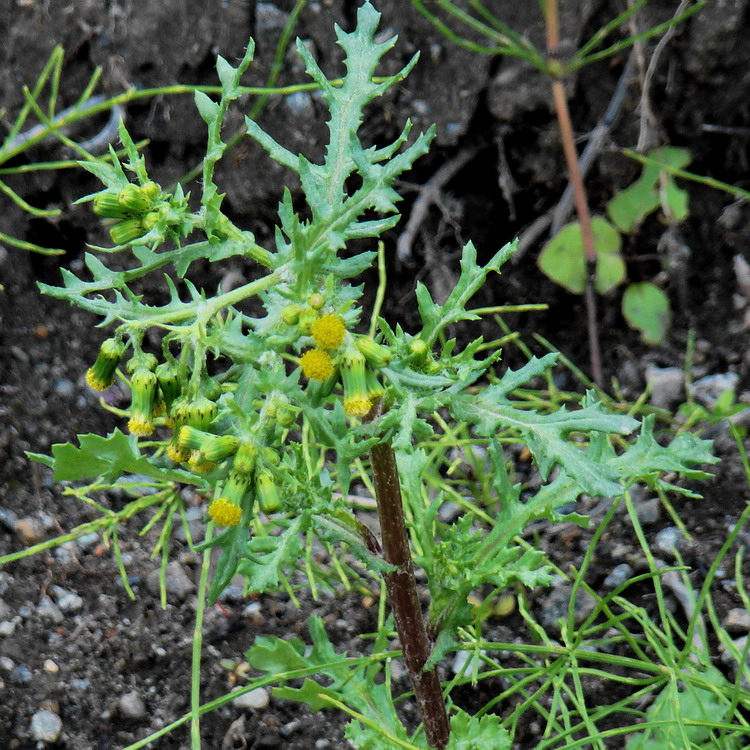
[
  {"x1": 538, "y1": 217, "x2": 625, "y2": 295},
  {"x1": 621, "y1": 282, "x2": 671, "y2": 345}
]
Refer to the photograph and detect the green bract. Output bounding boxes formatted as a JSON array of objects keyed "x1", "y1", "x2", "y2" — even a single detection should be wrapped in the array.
[{"x1": 24, "y1": 3, "x2": 718, "y2": 748}]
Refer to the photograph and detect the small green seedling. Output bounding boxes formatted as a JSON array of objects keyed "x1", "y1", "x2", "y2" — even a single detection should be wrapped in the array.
[{"x1": 538, "y1": 147, "x2": 690, "y2": 345}]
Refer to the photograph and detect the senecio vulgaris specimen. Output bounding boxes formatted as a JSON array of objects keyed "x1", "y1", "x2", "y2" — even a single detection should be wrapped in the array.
[{"x1": 32, "y1": 3, "x2": 715, "y2": 747}]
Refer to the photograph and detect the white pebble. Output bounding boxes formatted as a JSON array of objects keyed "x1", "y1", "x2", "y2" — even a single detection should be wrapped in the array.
[
  {"x1": 232, "y1": 687, "x2": 270, "y2": 710},
  {"x1": 30, "y1": 709, "x2": 62, "y2": 743}
]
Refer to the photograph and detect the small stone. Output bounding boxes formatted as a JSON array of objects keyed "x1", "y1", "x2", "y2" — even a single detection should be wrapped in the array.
[
  {"x1": 10, "y1": 664, "x2": 32, "y2": 683},
  {"x1": 724, "y1": 608, "x2": 750, "y2": 633},
  {"x1": 450, "y1": 649, "x2": 485, "y2": 676},
  {"x1": 75, "y1": 532, "x2": 99, "y2": 551},
  {"x1": 30, "y1": 709, "x2": 62, "y2": 743},
  {"x1": 118, "y1": 690, "x2": 147, "y2": 719},
  {"x1": 0, "y1": 507, "x2": 19, "y2": 532},
  {"x1": 603, "y1": 563, "x2": 633, "y2": 589},
  {"x1": 37, "y1": 596, "x2": 64, "y2": 624},
  {"x1": 54, "y1": 541, "x2": 78, "y2": 565},
  {"x1": 0, "y1": 598, "x2": 11, "y2": 621},
  {"x1": 232, "y1": 686, "x2": 270, "y2": 710},
  {"x1": 14, "y1": 517, "x2": 44, "y2": 545},
  {"x1": 0, "y1": 620, "x2": 16, "y2": 637},
  {"x1": 146, "y1": 562, "x2": 194, "y2": 602},
  {"x1": 71, "y1": 678, "x2": 90, "y2": 692},
  {"x1": 645, "y1": 366, "x2": 684, "y2": 409},
  {"x1": 653, "y1": 526, "x2": 684, "y2": 558},
  {"x1": 53, "y1": 378, "x2": 75, "y2": 397},
  {"x1": 0, "y1": 656, "x2": 14, "y2": 671},
  {"x1": 53, "y1": 587, "x2": 84, "y2": 615},
  {"x1": 635, "y1": 497, "x2": 661, "y2": 525},
  {"x1": 43, "y1": 660, "x2": 59, "y2": 674},
  {"x1": 539, "y1": 586, "x2": 596, "y2": 630},
  {"x1": 690, "y1": 372, "x2": 740, "y2": 408}
]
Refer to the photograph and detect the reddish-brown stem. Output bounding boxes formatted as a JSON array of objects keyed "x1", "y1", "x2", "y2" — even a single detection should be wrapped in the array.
[
  {"x1": 369, "y1": 441, "x2": 450, "y2": 749},
  {"x1": 544, "y1": 1, "x2": 603, "y2": 387}
]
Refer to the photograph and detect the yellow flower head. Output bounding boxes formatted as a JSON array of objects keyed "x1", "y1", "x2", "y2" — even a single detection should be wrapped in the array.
[
  {"x1": 300, "y1": 348, "x2": 335, "y2": 381},
  {"x1": 208, "y1": 497, "x2": 242, "y2": 527},
  {"x1": 343, "y1": 396, "x2": 372, "y2": 418},
  {"x1": 167, "y1": 441, "x2": 190, "y2": 464},
  {"x1": 127, "y1": 414, "x2": 155, "y2": 436},
  {"x1": 311, "y1": 314, "x2": 346, "y2": 350}
]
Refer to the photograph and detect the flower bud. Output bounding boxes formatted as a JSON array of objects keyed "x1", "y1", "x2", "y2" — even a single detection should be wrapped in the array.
[
  {"x1": 127, "y1": 368, "x2": 158, "y2": 436},
  {"x1": 127, "y1": 352, "x2": 158, "y2": 374},
  {"x1": 208, "y1": 470, "x2": 251, "y2": 527},
  {"x1": 140, "y1": 181, "x2": 161, "y2": 203},
  {"x1": 93, "y1": 193, "x2": 131, "y2": 219},
  {"x1": 182, "y1": 395, "x2": 218, "y2": 431},
  {"x1": 261, "y1": 447, "x2": 281, "y2": 467},
  {"x1": 356, "y1": 336, "x2": 392, "y2": 368},
  {"x1": 340, "y1": 348, "x2": 372, "y2": 418},
  {"x1": 256, "y1": 470, "x2": 281, "y2": 513},
  {"x1": 233, "y1": 442, "x2": 257, "y2": 476},
  {"x1": 297, "y1": 308, "x2": 318, "y2": 335},
  {"x1": 281, "y1": 304, "x2": 303, "y2": 326},
  {"x1": 155, "y1": 361, "x2": 182, "y2": 410},
  {"x1": 117, "y1": 184, "x2": 153, "y2": 214},
  {"x1": 307, "y1": 293, "x2": 325, "y2": 310},
  {"x1": 86, "y1": 337, "x2": 125, "y2": 391},
  {"x1": 109, "y1": 218, "x2": 146, "y2": 246}
]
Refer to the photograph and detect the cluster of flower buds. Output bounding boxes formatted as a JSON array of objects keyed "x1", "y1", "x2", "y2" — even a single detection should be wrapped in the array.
[
  {"x1": 206, "y1": 442, "x2": 283, "y2": 527},
  {"x1": 93, "y1": 181, "x2": 164, "y2": 246},
  {"x1": 293, "y1": 303, "x2": 392, "y2": 418},
  {"x1": 85, "y1": 337, "x2": 126, "y2": 391}
]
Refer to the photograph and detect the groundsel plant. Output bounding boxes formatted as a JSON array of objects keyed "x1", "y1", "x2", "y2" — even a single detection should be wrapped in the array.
[{"x1": 24, "y1": 4, "x2": 715, "y2": 748}]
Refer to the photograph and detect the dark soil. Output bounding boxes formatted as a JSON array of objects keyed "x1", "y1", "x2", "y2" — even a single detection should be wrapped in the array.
[{"x1": 3, "y1": 1, "x2": 750, "y2": 748}]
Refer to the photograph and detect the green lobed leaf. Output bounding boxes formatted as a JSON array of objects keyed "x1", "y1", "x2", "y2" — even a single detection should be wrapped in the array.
[
  {"x1": 447, "y1": 711, "x2": 512, "y2": 749},
  {"x1": 30, "y1": 429, "x2": 201, "y2": 485}
]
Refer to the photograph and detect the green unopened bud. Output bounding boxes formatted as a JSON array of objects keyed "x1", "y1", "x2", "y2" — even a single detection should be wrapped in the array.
[
  {"x1": 178, "y1": 426, "x2": 239, "y2": 463},
  {"x1": 256, "y1": 470, "x2": 281, "y2": 513},
  {"x1": 340, "y1": 348, "x2": 372, "y2": 419},
  {"x1": 86, "y1": 337, "x2": 125, "y2": 391},
  {"x1": 233, "y1": 442, "x2": 257, "y2": 476},
  {"x1": 297, "y1": 308, "x2": 318, "y2": 335},
  {"x1": 366, "y1": 370, "x2": 385, "y2": 404},
  {"x1": 407, "y1": 338, "x2": 429, "y2": 363},
  {"x1": 281, "y1": 304, "x2": 303, "y2": 326},
  {"x1": 127, "y1": 368, "x2": 158, "y2": 436},
  {"x1": 177, "y1": 425, "x2": 213, "y2": 452},
  {"x1": 117, "y1": 184, "x2": 153, "y2": 214},
  {"x1": 356, "y1": 336, "x2": 392, "y2": 368},
  {"x1": 155, "y1": 361, "x2": 182, "y2": 410},
  {"x1": 307, "y1": 293, "x2": 325, "y2": 310},
  {"x1": 127, "y1": 352, "x2": 158, "y2": 374},
  {"x1": 183, "y1": 395, "x2": 218, "y2": 431},
  {"x1": 93, "y1": 193, "x2": 131, "y2": 219},
  {"x1": 109, "y1": 218, "x2": 146, "y2": 246},
  {"x1": 261, "y1": 447, "x2": 281, "y2": 467},
  {"x1": 141, "y1": 181, "x2": 161, "y2": 203},
  {"x1": 142, "y1": 211, "x2": 160, "y2": 232}
]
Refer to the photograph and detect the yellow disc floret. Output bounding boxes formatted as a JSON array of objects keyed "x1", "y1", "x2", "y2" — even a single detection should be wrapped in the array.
[
  {"x1": 300, "y1": 348, "x2": 335, "y2": 381},
  {"x1": 343, "y1": 396, "x2": 372, "y2": 418},
  {"x1": 311, "y1": 314, "x2": 346, "y2": 350},
  {"x1": 208, "y1": 497, "x2": 242, "y2": 527}
]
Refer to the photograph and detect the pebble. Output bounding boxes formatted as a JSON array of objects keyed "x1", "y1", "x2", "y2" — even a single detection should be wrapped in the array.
[
  {"x1": 438, "y1": 502, "x2": 462, "y2": 524},
  {"x1": 118, "y1": 690, "x2": 147, "y2": 720},
  {"x1": 43, "y1": 660, "x2": 59, "y2": 674},
  {"x1": 690, "y1": 372, "x2": 740, "y2": 408},
  {"x1": 0, "y1": 656, "x2": 14, "y2": 671},
  {"x1": 232, "y1": 687, "x2": 270, "y2": 710},
  {"x1": 538, "y1": 586, "x2": 596, "y2": 630},
  {"x1": 30, "y1": 709, "x2": 62, "y2": 743},
  {"x1": 14, "y1": 517, "x2": 44, "y2": 545},
  {"x1": 10, "y1": 664, "x2": 32, "y2": 683},
  {"x1": 71, "y1": 678, "x2": 90, "y2": 692},
  {"x1": 724, "y1": 608, "x2": 750, "y2": 633},
  {"x1": 0, "y1": 507, "x2": 19, "y2": 532},
  {"x1": 53, "y1": 378, "x2": 75, "y2": 397},
  {"x1": 450, "y1": 649, "x2": 486, "y2": 676},
  {"x1": 603, "y1": 563, "x2": 633, "y2": 589},
  {"x1": 37, "y1": 596, "x2": 64, "y2": 624},
  {"x1": 0, "y1": 620, "x2": 16, "y2": 637},
  {"x1": 0, "y1": 598, "x2": 11, "y2": 621},
  {"x1": 75, "y1": 531, "x2": 99, "y2": 551},
  {"x1": 645, "y1": 366, "x2": 684, "y2": 409},
  {"x1": 635, "y1": 497, "x2": 661, "y2": 525},
  {"x1": 653, "y1": 526, "x2": 684, "y2": 558},
  {"x1": 52, "y1": 586, "x2": 84, "y2": 615},
  {"x1": 54, "y1": 541, "x2": 79, "y2": 565},
  {"x1": 145, "y1": 562, "x2": 194, "y2": 602}
]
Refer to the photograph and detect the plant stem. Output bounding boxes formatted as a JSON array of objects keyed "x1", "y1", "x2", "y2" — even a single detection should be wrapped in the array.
[
  {"x1": 369, "y1": 441, "x2": 450, "y2": 749},
  {"x1": 544, "y1": 0, "x2": 603, "y2": 387}
]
